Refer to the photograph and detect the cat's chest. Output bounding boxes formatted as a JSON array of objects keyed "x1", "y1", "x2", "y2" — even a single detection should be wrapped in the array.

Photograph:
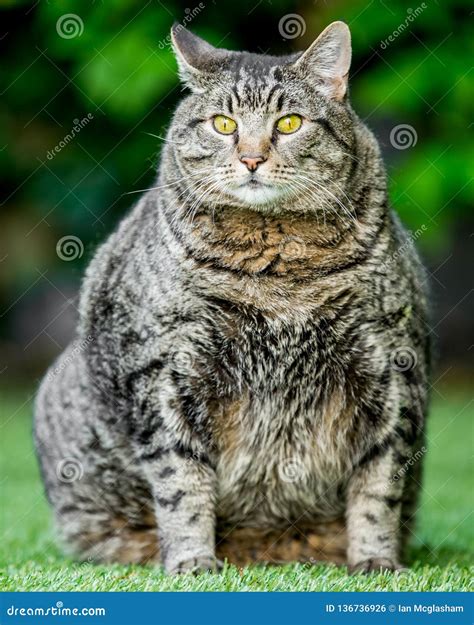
[
  {"x1": 205, "y1": 305, "x2": 382, "y2": 523},
  {"x1": 213, "y1": 389, "x2": 354, "y2": 523}
]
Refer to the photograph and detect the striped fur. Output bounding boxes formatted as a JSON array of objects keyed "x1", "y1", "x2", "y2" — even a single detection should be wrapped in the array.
[{"x1": 34, "y1": 22, "x2": 430, "y2": 574}]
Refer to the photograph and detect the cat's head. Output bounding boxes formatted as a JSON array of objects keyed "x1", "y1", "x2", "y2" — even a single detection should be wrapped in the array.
[{"x1": 167, "y1": 22, "x2": 356, "y2": 213}]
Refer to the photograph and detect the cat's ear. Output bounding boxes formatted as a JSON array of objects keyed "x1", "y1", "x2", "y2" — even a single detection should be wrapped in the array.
[
  {"x1": 170, "y1": 24, "x2": 229, "y2": 93},
  {"x1": 292, "y1": 21, "x2": 351, "y2": 101}
]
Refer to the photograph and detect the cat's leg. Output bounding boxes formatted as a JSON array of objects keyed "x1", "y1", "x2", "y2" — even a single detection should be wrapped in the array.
[
  {"x1": 345, "y1": 404, "x2": 423, "y2": 574},
  {"x1": 129, "y1": 360, "x2": 221, "y2": 575},
  {"x1": 400, "y1": 434, "x2": 425, "y2": 559},
  {"x1": 53, "y1": 493, "x2": 160, "y2": 566},
  {"x1": 35, "y1": 347, "x2": 161, "y2": 566},
  {"x1": 346, "y1": 444, "x2": 406, "y2": 573},
  {"x1": 139, "y1": 445, "x2": 219, "y2": 574}
]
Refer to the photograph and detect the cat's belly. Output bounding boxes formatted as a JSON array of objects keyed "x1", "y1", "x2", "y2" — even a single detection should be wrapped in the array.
[{"x1": 214, "y1": 394, "x2": 354, "y2": 526}]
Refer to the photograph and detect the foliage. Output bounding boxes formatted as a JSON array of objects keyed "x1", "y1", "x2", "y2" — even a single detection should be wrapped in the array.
[
  {"x1": 0, "y1": 0, "x2": 472, "y2": 376},
  {"x1": 1, "y1": 1, "x2": 472, "y2": 275}
]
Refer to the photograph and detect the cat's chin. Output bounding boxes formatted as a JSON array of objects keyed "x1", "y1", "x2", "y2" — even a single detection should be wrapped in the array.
[{"x1": 228, "y1": 184, "x2": 285, "y2": 208}]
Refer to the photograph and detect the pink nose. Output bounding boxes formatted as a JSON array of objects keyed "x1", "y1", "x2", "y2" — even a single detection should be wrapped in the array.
[{"x1": 239, "y1": 154, "x2": 266, "y2": 172}]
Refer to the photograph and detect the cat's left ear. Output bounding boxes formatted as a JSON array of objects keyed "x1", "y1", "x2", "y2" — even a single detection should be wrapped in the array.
[
  {"x1": 170, "y1": 24, "x2": 230, "y2": 93},
  {"x1": 292, "y1": 21, "x2": 351, "y2": 101}
]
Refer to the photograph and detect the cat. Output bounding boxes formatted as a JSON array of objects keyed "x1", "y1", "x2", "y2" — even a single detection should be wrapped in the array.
[{"x1": 34, "y1": 21, "x2": 430, "y2": 575}]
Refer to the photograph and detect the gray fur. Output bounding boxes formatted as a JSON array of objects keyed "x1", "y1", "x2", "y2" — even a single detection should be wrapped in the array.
[{"x1": 34, "y1": 22, "x2": 430, "y2": 574}]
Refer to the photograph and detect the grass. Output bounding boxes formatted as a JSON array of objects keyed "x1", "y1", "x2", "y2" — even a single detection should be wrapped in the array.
[{"x1": 0, "y1": 389, "x2": 472, "y2": 592}]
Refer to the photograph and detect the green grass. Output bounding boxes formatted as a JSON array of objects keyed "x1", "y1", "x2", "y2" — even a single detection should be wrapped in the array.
[{"x1": 0, "y1": 389, "x2": 472, "y2": 592}]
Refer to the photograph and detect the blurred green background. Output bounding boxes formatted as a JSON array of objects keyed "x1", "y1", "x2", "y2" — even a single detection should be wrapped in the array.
[
  {"x1": 0, "y1": 0, "x2": 473, "y2": 384},
  {"x1": 0, "y1": 0, "x2": 473, "y2": 592}
]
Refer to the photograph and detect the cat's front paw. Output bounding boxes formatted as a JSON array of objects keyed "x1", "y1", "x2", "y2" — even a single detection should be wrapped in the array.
[
  {"x1": 167, "y1": 555, "x2": 223, "y2": 575},
  {"x1": 348, "y1": 558, "x2": 407, "y2": 575}
]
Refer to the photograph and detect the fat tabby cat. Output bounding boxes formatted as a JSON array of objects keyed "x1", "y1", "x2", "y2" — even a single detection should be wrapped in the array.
[{"x1": 35, "y1": 22, "x2": 430, "y2": 574}]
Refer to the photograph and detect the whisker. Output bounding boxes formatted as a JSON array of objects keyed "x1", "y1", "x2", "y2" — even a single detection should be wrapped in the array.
[
  {"x1": 125, "y1": 167, "x2": 217, "y2": 196},
  {"x1": 294, "y1": 174, "x2": 357, "y2": 225},
  {"x1": 182, "y1": 179, "x2": 224, "y2": 229},
  {"x1": 168, "y1": 177, "x2": 217, "y2": 230},
  {"x1": 289, "y1": 178, "x2": 342, "y2": 228}
]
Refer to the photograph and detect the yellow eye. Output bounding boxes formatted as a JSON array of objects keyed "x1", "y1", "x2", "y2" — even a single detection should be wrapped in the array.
[
  {"x1": 276, "y1": 114, "x2": 302, "y2": 134},
  {"x1": 213, "y1": 115, "x2": 237, "y2": 135}
]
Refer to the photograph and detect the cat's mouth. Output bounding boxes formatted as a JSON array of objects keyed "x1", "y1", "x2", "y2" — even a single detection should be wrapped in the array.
[
  {"x1": 227, "y1": 176, "x2": 284, "y2": 206},
  {"x1": 230, "y1": 185, "x2": 284, "y2": 205},
  {"x1": 241, "y1": 178, "x2": 269, "y2": 189},
  {"x1": 239, "y1": 178, "x2": 272, "y2": 191}
]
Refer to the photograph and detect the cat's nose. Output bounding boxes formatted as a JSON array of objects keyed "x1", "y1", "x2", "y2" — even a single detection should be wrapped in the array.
[{"x1": 239, "y1": 154, "x2": 266, "y2": 172}]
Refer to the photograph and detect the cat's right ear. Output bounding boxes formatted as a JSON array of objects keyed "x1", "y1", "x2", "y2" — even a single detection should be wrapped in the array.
[
  {"x1": 292, "y1": 21, "x2": 351, "y2": 101},
  {"x1": 170, "y1": 24, "x2": 229, "y2": 93}
]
